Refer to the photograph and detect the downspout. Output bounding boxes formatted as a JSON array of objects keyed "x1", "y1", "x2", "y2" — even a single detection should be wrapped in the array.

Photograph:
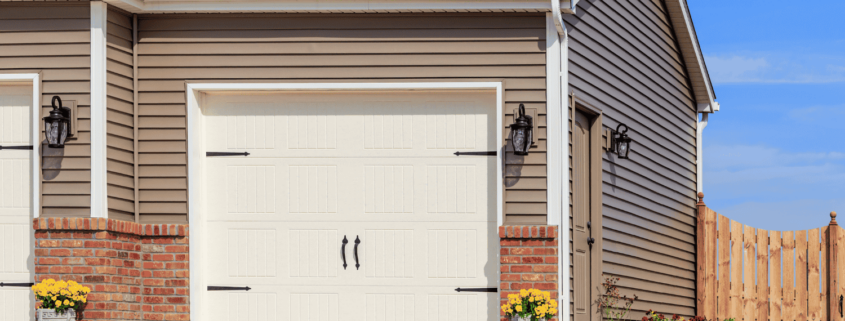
[
  {"x1": 696, "y1": 112, "x2": 709, "y2": 195},
  {"x1": 552, "y1": 0, "x2": 572, "y2": 319}
]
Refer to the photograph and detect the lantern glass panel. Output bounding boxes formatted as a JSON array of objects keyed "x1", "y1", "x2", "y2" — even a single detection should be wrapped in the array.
[{"x1": 617, "y1": 141, "x2": 627, "y2": 158}]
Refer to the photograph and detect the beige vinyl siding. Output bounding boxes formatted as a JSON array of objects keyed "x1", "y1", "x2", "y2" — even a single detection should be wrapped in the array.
[
  {"x1": 0, "y1": 3, "x2": 91, "y2": 217},
  {"x1": 106, "y1": 7, "x2": 135, "y2": 222},
  {"x1": 136, "y1": 13, "x2": 547, "y2": 224},
  {"x1": 566, "y1": 0, "x2": 698, "y2": 319}
]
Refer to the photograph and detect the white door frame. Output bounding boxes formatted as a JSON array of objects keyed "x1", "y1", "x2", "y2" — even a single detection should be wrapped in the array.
[
  {"x1": 0, "y1": 73, "x2": 42, "y2": 219},
  {"x1": 185, "y1": 81, "x2": 505, "y2": 320}
]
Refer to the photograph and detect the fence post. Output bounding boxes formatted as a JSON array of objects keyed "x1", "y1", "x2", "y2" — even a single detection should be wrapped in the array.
[
  {"x1": 830, "y1": 212, "x2": 839, "y2": 321},
  {"x1": 697, "y1": 192, "x2": 706, "y2": 317}
]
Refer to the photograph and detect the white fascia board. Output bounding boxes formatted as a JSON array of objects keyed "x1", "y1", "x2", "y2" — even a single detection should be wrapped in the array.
[
  {"x1": 0, "y1": 73, "x2": 42, "y2": 219},
  {"x1": 90, "y1": 2, "x2": 109, "y2": 218},
  {"x1": 667, "y1": 0, "x2": 718, "y2": 112},
  {"x1": 105, "y1": 0, "x2": 550, "y2": 13}
]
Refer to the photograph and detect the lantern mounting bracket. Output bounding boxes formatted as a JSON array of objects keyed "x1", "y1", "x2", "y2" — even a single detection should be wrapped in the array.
[{"x1": 454, "y1": 151, "x2": 497, "y2": 156}]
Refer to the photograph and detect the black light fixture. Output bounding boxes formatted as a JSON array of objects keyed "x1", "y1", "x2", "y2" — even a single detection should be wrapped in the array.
[
  {"x1": 510, "y1": 104, "x2": 534, "y2": 156},
  {"x1": 610, "y1": 123, "x2": 633, "y2": 159},
  {"x1": 43, "y1": 96, "x2": 72, "y2": 148}
]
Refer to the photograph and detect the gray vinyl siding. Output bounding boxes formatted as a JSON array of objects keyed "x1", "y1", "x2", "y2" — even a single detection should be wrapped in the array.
[
  {"x1": 0, "y1": 3, "x2": 91, "y2": 217},
  {"x1": 566, "y1": 0, "x2": 698, "y2": 319},
  {"x1": 106, "y1": 7, "x2": 135, "y2": 222},
  {"x1": 135, "y1": 13, "x2": 548, "y2": 224}
]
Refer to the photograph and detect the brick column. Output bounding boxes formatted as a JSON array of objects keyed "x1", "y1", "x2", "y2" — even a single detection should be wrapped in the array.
[
  {"x1": 499, "y1": 225, "x2": 559, "y2": 321},
  {"x1": 33, "y1": 218, "x2": 189, "y2": 321}
]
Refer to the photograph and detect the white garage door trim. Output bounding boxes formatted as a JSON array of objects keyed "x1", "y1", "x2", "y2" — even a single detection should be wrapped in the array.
[
  {"x1": 0, "y1": 73, "x2": 42, "y2": 219},
  {"x1": 186, "y1": 82, "x2": 505, "y2": 320}
]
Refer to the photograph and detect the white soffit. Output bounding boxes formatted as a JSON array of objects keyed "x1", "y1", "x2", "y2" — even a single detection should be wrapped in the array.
[
  {"x1": 105, "y1": 0, "x2": 552, "y2": 13},
  {"x1": 665, "y1": 0, "x2": 718, "y2": 113}
]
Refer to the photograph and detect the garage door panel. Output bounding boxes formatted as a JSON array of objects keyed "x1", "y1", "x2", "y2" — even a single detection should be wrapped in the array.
[
  {"x1": 208, "y1": 285, "x2": 495, "y2": 321},
  {"x1": 206, "y1": 158, "x2": 493, "y2": 223},
  {"x1": 204, "y1": 92, "x2": 495, "y2": 158}
]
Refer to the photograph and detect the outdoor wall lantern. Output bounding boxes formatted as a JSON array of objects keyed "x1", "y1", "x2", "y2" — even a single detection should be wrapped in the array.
[
  {"x1": 510, "y1": 104, "x2": 534, "y2": 156},
  {"x1": 43, "y1": 96, "x2": 72, "y2": 148},
  {"x1": 609, "y1": 123, "x2": 633, "y2": 159}
]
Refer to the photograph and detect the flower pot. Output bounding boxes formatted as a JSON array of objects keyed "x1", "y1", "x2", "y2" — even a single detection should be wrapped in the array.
[
  {"x1": 510, "y1": 316, "x2": 547, "y2": 321},
  {"x1": 37, "y1": 309, "x2": 76, "y2": 321}
]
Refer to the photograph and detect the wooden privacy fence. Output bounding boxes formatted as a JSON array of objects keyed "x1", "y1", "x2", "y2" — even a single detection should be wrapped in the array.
[{"x1": 696, "y1": 193, "x2": 845, "y2": 321}]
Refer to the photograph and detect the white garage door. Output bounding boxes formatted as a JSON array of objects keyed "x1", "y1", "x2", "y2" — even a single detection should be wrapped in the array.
[
  {"x1": 202, "y1": 90, "x2": 499, "y2": 321},
  {"x1": 0, "y1": 85, "x2": 35, "y2": 321}
]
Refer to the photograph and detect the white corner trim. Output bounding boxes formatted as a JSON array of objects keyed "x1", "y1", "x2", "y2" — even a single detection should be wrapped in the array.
[
  {"x1": 185, "y1": 81, "x2": 505, "y2": 321},
  {"x1": 90, "y1": 2, "x2": 108, "y2": 218},
  {"x1": 105, "y1": 0, "x2": 551, "y2": 13},
  {"x1": 545, "y1": 13, "x2": 562, "y2": 227},
  {"x1": 0, "y1": 73, "x2": 42, "y2": 219}
]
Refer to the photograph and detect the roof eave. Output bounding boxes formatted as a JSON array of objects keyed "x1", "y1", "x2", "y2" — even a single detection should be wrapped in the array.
[{"x1": 664, "y1": 0, "x2": 719, "y2": 113}]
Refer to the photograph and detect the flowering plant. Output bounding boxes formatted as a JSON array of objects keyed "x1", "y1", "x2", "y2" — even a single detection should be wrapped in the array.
[
  {"x1": 642, "y1": 310, "x2": 713, "y2": 321},
  {"x1": 501, "y1": 288, "x2": 558, "y2": 320},
  {"x1": 599, "y1": 275, "x2": 637, "y2": 321},
  {"x1": 31, "y1": 279, "x2": 90, "y2": 314}
]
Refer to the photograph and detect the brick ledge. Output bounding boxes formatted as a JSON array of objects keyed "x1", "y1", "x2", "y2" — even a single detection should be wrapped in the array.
[
  {"x1": 498, "y1": 225, "x2": 558, "y2": 239},
  {"x1": 33, "y1": 218, "x2": 188, "y2": 237}
]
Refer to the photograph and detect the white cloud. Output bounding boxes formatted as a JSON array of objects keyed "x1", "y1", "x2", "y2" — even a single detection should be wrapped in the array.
[
  {"x1": 704, "y1": 144, "x2": 845, "y2": 204},
  {"x1": 705, "y1": 53, "x2": 845, "y2": 84}
]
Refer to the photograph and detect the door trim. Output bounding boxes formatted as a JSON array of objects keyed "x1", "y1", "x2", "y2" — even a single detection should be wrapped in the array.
[
  {"x1": 0, "y1": 73, "x2": 42, "y2": 219},
  {"x1": 571, "y1": 95, "x2": 604, "y2": 321},
  {"x1": 185, "y1": 81, "x2": 506, "y2": 321}
]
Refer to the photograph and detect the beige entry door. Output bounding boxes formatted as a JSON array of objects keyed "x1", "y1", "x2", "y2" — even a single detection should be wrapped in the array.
[
  {"x1": 202, "y1": 91, "x2": 499, "y2": 321},
  {"x1": 0, "y1": 85, "x2": 35, "y2": 320}
]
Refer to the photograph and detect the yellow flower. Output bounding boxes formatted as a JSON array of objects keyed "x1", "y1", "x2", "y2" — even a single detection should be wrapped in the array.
[
  {"x1": 515, "y1": 305, "x2": 523, "y2": 312},
  {"x1": 70, "y1": 302, "x2": 74, "y2": 307},
  {"x1": 63, "y1": 300, "x2": 69, "y2": 306},
  {"x1": 529, "y1": 297, "x2": 535, "y2": 302},
  {"x1": 519, "y1": 289, "x2": 528, "y2": 297}
]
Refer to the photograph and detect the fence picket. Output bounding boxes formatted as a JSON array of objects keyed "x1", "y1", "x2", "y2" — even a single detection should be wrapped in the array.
[
  {"x1": 707, "y1": 208, "x2": 719, "y2": 319},
  {"x1": 835, "y1": 223, "x2": 844, "y2": 321},
  {"x1": 809, "y1": 228, "x2": 821, "y2": 321},
  {"x1": 719, "y1": 214, "x2": 731, "y2": 321},
  {"x1": 746, "y1": 225, "x2": 758, "y2": 321},
  {"x1": 731, "y1": 220, "x2": 744, "y2": 320},
  {"x1": 785, "y1": 231, "x2": 796, "y2": 321},
  {"x1": 759, "y1": 228, "x2": 771, "y2": 321},
  {"x1": 797, "y1": 230, "x2": 809, "y2": 321},
  {"x1": 771, "y1": 231, "x2": 783, "y2": 321},
  {"x1": 820, "y1": 227, "x2": 827, "y2": 321}
]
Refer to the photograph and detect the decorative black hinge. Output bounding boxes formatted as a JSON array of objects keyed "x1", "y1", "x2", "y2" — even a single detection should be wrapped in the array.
[
  {"x1": 207, "y1": 286, "x2": 251, "y2": 291},
  {"x1": 0, "y1": 282, "x2": 34, "y2": 287},
  {"x1": 0, "y1": 145, "x2": 33, "y2": 150},
  {"x1": 839, "y1": 295, "x2": 843, "y2": 318},
  {"x1": 206, "y1": 152, "x2": 250, "y2": 157},
  {"x1": 455, "y1": 287, "x2": 497, "y2": 292},
  {"x1": 454, "y1": 151, "x2": 496, "y2": 156}
]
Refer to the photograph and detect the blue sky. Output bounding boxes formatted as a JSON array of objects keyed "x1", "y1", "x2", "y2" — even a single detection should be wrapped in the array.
[{"x1": 688, "y1": 1, "x2": 845, "y2": 231}]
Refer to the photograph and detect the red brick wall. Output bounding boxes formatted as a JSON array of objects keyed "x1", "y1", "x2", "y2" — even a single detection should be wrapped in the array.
[
  {"x1": 33, "y1": 218, "x2": 189, "y2": 321},
  {"x1": 499, "y1": 225, "x2": 559, "y2": 321}
]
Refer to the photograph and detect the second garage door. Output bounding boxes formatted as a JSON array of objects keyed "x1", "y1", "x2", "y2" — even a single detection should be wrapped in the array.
[{"x1": 202, "y1": 90, "x2": 499, "y2": 321}]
